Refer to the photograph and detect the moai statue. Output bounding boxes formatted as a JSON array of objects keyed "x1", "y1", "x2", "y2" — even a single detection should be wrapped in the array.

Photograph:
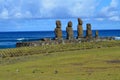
[
  {"x1": 86, "y1": 23, "x2": 92, "y2": 39},
  {"x1": 54, "y1": 20, "x2": 62, "y2": 39},
  {"x1": 66, "y1": 21, "x2": 74, "y2": 40},
  {"x1": 77, "y1": 18, "x2": 83, "y2": 39},
  {"x1": 95, "y1": 30, "x2": 99, "y2": 39}
]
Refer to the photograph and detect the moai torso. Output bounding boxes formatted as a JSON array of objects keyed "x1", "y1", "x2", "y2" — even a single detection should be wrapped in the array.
[
  {"x1": 54, "y1": 20, "x2": 62, "y2": 39},
  {"x1": 77, "y1": 18, "x2": 83, "y2": 38},
  {"x1": 86, "y1": 24, "x2": 92, "y2": 39},
  {"x1": 66, "y1": 21, "x2": 73, "y2": 40}
]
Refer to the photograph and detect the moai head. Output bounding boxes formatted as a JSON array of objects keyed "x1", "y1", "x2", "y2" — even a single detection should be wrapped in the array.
[
  {"x1": 87, "y1": 24, "x2": 91, "y2": 30},
  {"x1": 68, "y1": 21, "x2": 72, "y2": 27},
  {"x1": 78, "y1": 18, "x2": 83, "y2": 25},
  {"x1": 56, "y1": 20, "x2": 61, "y2": 28}
]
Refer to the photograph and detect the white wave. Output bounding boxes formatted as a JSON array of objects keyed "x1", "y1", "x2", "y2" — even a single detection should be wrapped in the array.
[{"x1": 17, "y1": 38, "x2": 25, "y2": 41}]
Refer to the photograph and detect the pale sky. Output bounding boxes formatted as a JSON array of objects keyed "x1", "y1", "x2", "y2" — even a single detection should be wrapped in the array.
[{"x1": 0, "y1": 0, "x2": 120, "y2": 31}]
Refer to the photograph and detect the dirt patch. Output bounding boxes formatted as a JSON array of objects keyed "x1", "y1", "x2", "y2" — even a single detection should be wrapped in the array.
[
  {"x1": 83, "y1": 66, "x2": 120, "y2": 70},
  {"x1": 106, "y1": 60, "x2": 120, "y2": 64},
  {"x1": 83, "y1": 67, "x2": 108, "y2": 70},
  {"x1": 70, "y1": 63, "x2": 83, "y2": 66}
]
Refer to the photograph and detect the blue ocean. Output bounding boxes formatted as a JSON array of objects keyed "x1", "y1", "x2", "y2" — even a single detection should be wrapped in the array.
[{"x1": 0, "y1": 30, "x2": 120, "y2": 49}]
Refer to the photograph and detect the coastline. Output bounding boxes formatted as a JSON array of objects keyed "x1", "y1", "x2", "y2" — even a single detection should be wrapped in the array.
[{"x1": 1, "y1": 30, "x2": 120, "y2": 49}]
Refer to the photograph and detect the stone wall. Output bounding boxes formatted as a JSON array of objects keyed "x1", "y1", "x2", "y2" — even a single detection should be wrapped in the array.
[{"x1": 16, "y1": 39, "x2": 82, "y2": 47}]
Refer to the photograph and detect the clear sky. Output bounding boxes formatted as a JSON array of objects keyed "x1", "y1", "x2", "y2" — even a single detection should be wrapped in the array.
[{"x1": 0, "y1": 0, "x2": 120, "y2": 31}]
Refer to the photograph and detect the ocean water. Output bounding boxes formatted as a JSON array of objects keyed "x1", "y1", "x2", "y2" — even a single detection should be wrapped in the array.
[{"x1": 0, "y1": 30, "x2": 120, "y2": 49}]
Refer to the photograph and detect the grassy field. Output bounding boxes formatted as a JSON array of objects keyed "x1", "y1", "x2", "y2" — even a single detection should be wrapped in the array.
[{"x1": 0, "y1": 45, "x2": 120, "y2": 80}]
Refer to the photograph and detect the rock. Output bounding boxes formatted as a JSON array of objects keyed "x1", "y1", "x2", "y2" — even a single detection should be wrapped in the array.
[
  {"x1": 77, "y1": 18, "x2": 83, "y2": 38},
  {"x1": 41, "y1": 38, "x2": 51, "y2": 41},
  {"x1": 66, "y1": 21, "x2": 74, "y2": 40},
  {"x1": 16, "y1": 69, "x2": 20, "y2": 73},
  {"x1": 54, "y1": 20, "x2": 62, "y2": 39},
  {"x1": 54, "y1": 70, "x2": 58, "y2": 74},
  {"x1": 86, "y1": 23, "x2": 92, "y2": 39}
]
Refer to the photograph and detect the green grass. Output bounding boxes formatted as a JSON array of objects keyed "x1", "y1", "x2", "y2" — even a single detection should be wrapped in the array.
[{"x1": 0, "y1": 46, "x2": 120, "y2": 80}]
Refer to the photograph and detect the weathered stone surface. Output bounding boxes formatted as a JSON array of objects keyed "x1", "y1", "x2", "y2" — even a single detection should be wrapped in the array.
[
  {"x1": 54, "y1": 20, "x2": 62, "y2": 39},
  {"x1": 95, "y1": 30, "x2": 99, "y2": 39},
  {"x1": 41, "y1": 38, "x2": 51, "y2": 41},
  {"x1": 16, "y1": 39, "x2": 81, "y2": 47},
  {"x1": 66, "y1": 21, "x2": 74, "y2": 40},
  {"x1": 78, "y1": 18, "x2": 83, "y2": 25},
  {"x1": 77, "y1": 18, "x2": 83, "y2": 38},
  {"x1": 86, "y1": 23, "x2": 92, "y2": 39}
]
